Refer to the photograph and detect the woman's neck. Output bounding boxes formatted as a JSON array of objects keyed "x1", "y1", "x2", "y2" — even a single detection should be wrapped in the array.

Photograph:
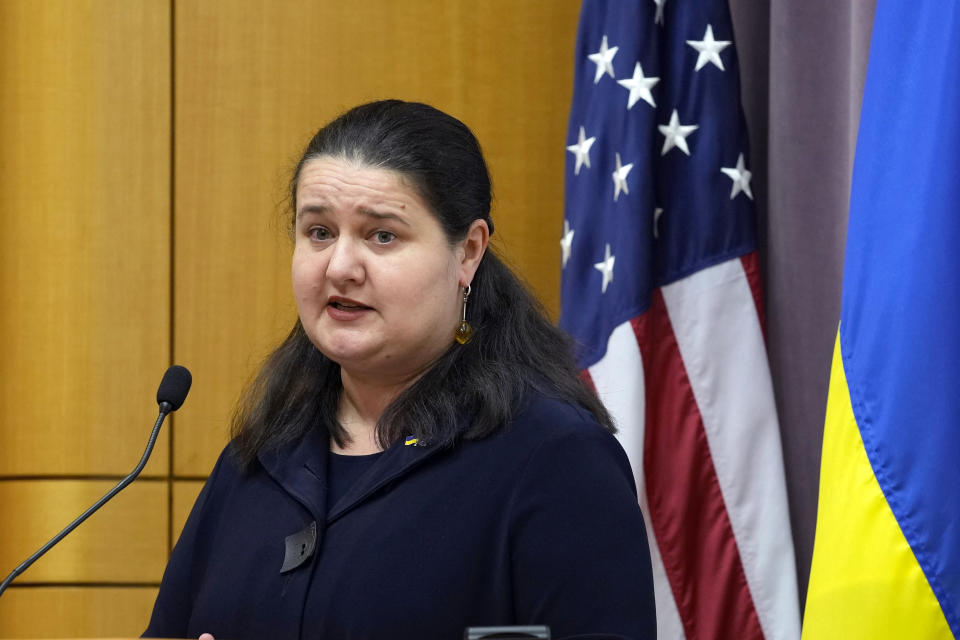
[{"x1": 333, "y1": 369, "x2": 416, "y2": 455}]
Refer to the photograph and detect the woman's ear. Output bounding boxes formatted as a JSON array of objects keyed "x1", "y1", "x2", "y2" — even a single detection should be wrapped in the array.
[{"x1": 458, "y1": 219, "x2": 490, "y2": 286}]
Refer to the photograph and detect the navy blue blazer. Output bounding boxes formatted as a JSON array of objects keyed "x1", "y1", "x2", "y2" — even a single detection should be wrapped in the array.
[{"x1": 144, "y1": 391, "x2": 656, "y2": 639}]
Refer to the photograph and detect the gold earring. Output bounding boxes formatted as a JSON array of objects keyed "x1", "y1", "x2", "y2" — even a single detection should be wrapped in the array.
[{"x1": 455, "y1": 284, "x2": 474, "y2": 345}]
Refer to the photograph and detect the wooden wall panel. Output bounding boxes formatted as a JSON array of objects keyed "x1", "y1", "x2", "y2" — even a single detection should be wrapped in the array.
[
  {"x1": 173, "y1": 0, "x2": 581, "y2": 475},
  {"x1": 0, "y1": 4, "x2": 171, "y2": 633},
  {"x1": 0, "y1": 0, "x2": 172, "y2": 477},
  {"x1": 0, "y1": 481, "x2": 167, "y2": 583},
  {"x1": 0, "y1": 587, "x2": 158, "y2": 638}
]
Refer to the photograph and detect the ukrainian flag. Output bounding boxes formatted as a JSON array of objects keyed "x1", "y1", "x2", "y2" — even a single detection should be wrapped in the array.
[{"x1": 802, "y1": 2, "x2": 960, "y2": 638}]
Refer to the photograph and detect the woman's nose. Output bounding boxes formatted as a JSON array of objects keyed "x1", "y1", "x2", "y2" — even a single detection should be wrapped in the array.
[{"x1": 324, "y1": 237, "x2": 365, "y2": 285}]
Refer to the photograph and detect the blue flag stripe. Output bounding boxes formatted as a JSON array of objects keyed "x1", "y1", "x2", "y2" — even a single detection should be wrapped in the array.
[{"x1": 842, "y1": 1, "x2": 960, "y2": 633}]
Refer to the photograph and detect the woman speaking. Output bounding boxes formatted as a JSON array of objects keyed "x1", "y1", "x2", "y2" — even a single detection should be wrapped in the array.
[{"x1": 144, "y1": 100, "x2": 656, "y2": 639}]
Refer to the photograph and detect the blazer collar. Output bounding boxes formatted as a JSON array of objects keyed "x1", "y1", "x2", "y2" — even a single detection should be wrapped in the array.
[{"x1": 257, "y1": 425, "x2": 445, "y2": 524}]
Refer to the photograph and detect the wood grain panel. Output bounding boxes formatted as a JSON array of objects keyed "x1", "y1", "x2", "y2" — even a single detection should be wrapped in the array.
[
  {"x1": 174, "y1": 0, "x2": 581, "y2": 474},
  {"x1": 0, "y1": 586, "x2": 158, "y2": 638},
  {"x1": 0, "y1": 0, "x2": 172, "y2": 476},
  {"x1": 171, "y1": 480, "x2": 205, "y2": 548},
  {"x1": 0, "y1": 481, "x2": 167, "y2": 583}
]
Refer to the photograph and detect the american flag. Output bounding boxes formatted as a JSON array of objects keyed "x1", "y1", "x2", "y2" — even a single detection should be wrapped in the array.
[{"x1": 560, "y1": 1, "x2": 800, "y2": 639}]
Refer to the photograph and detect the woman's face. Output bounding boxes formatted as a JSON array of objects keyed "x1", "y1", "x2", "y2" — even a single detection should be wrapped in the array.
[{"x1": 292, "y1": 156, "x2": 481, "y2": 384}]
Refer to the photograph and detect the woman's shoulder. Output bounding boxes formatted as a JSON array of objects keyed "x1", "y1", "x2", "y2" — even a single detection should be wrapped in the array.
[
  {"x1": 206, "y1": 440, "x2": 247, "y2": 481},
  {"x1": 186, "y1": 440, "x2": 268, "y2": 512},
  {"x1": 494, "y1": 387, "x2": 634, "y2": 482},
  {"x1": 182, "y1": 442, "x2": 246, "y2": 513},
  {"x1": 506, "y1": 386, "x2": 616, "y2": 443}
]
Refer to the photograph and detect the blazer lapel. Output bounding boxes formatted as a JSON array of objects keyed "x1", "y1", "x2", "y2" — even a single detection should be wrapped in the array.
[{"x1": 258, "y1": 426, "x2": 329, "y2": 522}]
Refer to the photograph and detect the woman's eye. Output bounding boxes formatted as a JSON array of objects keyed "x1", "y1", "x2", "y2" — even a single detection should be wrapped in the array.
[
  {"x1": 309, "y1": 227, "x2": 331, "y2": 241},
  {"x1": 373, "y1": 230, "x2": 396, "y2": 244}
]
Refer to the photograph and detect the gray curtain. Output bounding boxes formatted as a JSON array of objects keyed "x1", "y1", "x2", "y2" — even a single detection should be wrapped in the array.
[{"x1": 728, "y1": 0, "x2": 878, "y2": 608}]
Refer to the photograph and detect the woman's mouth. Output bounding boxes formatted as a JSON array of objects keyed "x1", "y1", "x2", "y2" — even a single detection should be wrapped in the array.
[
  {"x1": 329, "y1": 300, "x2": 371, "y2": 311},
  {"x1": 326, "y1": 298, "x2": 373, "y2": 320}
]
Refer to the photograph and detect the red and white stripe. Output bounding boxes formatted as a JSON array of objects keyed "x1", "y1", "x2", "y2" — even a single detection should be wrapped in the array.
[{"x1": 587, "y1": 253, "x2": 799, "y2": 640}]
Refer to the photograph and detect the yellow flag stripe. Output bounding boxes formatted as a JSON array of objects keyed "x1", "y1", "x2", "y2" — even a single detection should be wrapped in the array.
[{"x1": 802, "y1": 331, "x2": 953, "y2": 638}]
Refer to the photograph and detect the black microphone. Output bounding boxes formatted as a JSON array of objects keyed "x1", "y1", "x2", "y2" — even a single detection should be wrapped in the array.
[
  {"x1": 158, "y1": 364, "x2": 192, "y2": 412},
  {"x1": 0, "y1": 365, "x2": 192, "y2": 598}
]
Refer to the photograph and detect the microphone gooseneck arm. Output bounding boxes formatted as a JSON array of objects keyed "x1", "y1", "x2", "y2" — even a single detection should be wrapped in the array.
[{"x1": 0, "y1": 404, "x2": 172, "y2": 598}]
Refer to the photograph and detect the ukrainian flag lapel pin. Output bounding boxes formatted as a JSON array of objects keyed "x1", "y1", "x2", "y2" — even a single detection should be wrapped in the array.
[{"x1": 404, "y1": 435, "x2": 419, "y2": 447}]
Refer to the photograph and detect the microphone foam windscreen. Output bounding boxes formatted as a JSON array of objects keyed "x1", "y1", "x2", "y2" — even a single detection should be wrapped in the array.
[{"x1": 157, "y1": 365, "x2": 192, "y2": 411}]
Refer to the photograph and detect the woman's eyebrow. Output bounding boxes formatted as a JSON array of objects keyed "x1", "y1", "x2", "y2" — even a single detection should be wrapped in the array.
[
  {"x1": 296, "y1": 204, "x2": 410, "y2": 228},
  {"x1": 357, "y1": 207, "x2": 411, "y2": 227},
  {"x1": 296, "y1": 204, "x2": 330, "y2": 220}
]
